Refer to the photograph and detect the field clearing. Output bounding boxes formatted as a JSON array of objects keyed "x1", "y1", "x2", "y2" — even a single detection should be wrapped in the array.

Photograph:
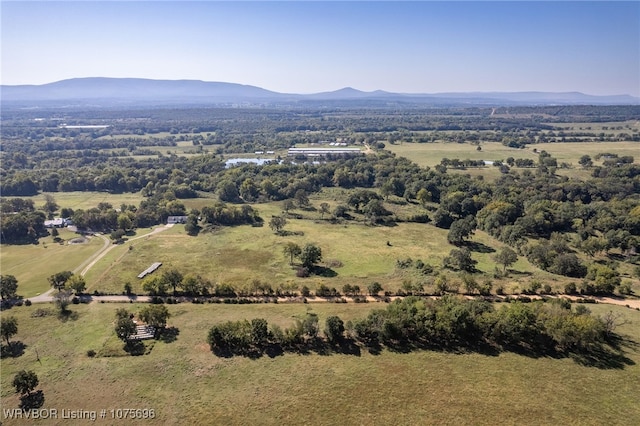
[
  {"x1": 385, "y1": 141, "x2": 639, "y2": 170},
  {"x1": 533, "y1": 141, "x2": 640, "y2": 163},
  {"x1": 0, "y1": 229, "x2": 105, "y2": 297},
  {"x1": 81, "y1": 199, "x2": 563, "y2": 297},
  {"x1": 385, "y1": 141, "x2": 532, "y2": 168},
  {"x1": 82, "y1": 213, "x2": 458, "y2": 295},
  {"x1": 1, "y1": 302, "x2": 638, "y2": 425},
  {"x1": 8, "y1": 191, "x2": 145, "y2": 211},
  {"x1": 547, "y1": 120, "x2": 640, "y2": 132}
]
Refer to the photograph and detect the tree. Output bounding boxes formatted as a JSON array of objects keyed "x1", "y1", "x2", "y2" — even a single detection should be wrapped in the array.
[
  {"x1": 578, "y1": 155, "x2": 593, "y2": 168},
  {"x1": 586, "y1": 264, "x2": 621, "y2": 294},
  {"x1": 13, "y1": 370, "x2": 38, "y2": 396},
  {"x1": 324, "y1": 315, "x2": 345, "y2": 343},
  {"x1": 282, "y1": 199, "x2": 295, "y2": 214},
  {"x1": 0, "y1": 274, "x2": 19, "y2": 301},
  {"x1": 283, "y1": 242, "x2": 302, "y2": 265},
  {"x1": 300, "y1": 244, "x2": 322, "y2": 268},
  {"x1": 184, "y1": 213, "x2": 200, "y2": 236},
  {"x1": 363, "y1": 199, "x2": 391, "y2": 223},
  {"x1": 302, "y1": 313, "x2": 319, "y2": 338},
  {"x1": 139, "y1": 304, "x2": 171, "y2": 329},
  {"x1": 250, "y1": 318, "x2": 269, "y2": 346},
  {"x1": 115, "y1": 315, "x2": 136, "y2": 342},
  {"x1": 1, "y1": 316, "x2": 18, "y2": 346},
  {"x1": 42, "y1": 194, "x2": 58, "y2": 217},
  {"x1": 161, "y1": 268, "x2": 183, "y2": 295},
  {"x1": 294, "y1": 189, "x2": 310, "y2": 208},
  {"x1": 548, "y1": 254, "x2": 587, "y2": 278},
  {"x1": 493, "y1": 247, "x2": 518, "y2": 273},
  {"x1": 447, "y1": 216, "x2": 476, "y2": 245},
  {"x1": 53, "y1": 289, "x2": 72, "y2": 313},
  {"x1": 416, "y1": 188, "x2": 432, "y2": 207},
  {"x1": 142, "y1": 276, "x2": 168, "y2": 296},
  {"x1": 218, "y1": 180, "x2": 240, "y2": 202},
  {"x1": 117, "y1": 213, "x2": 133, "y2": 231},
  {"x1": 581, "y1": 237, "x2": 605, "y2": 258},
  {"x1": 443, "y1": 248, "x2": 477, "y2": 272},
  {"x1": 368, "y1": 281, "x2": 383, "y2": 296},
  {"x1": 182, "y1": 274, "x2": 210, "y2": 296},
  {"x1": 48, "y1": 271, "x2": 73, "y2": 291},
  {"x1": 67, "y1": 275, "x2": 86, "y2": 295},
  {"x1": 269, "y1": 215, "x2": 288, "y2": 234},
  {"x1": 319, "y1": 202, "x2": 330, "y2": 219}
]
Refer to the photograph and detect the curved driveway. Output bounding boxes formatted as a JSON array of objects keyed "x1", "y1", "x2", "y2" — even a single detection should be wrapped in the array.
[{"x1": 28, "y1": 225, "x2": 172, "y2": 303}]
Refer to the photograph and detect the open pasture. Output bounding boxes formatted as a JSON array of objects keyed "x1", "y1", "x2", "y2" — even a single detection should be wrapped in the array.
[
  {"x1": 384, "y1": 141, "x2": 532, "y2": 168},
  {"x1": 0, "y1": 229, "x2": 104, "y2": 297},
  {"x1": 82, "y1": 201, "x2": 557, "y2": 297},
  {"x1": 385, "y1": 140, "x2": 638, "y2": 170},
  {"x1": 12, "y1": 191, "x2": 145, "y2": 211},
  {"x1": 1, "y1": 302, "x2": 638, "y2": 425},
  {"x1": 82, "y1": 212, "x2": 457, "y2": 295}
]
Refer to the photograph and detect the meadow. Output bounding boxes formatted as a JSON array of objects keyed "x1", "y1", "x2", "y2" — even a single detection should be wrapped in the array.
[
  {"x1": 0, "y1": 228, "x2": 104, "y2": 297},
  {"x1": 17, "y1": 191, "x2": 144, "y2": 211},
  {"x1": 384, "y1": 140, "x2": 639, "y2": 180},
  {"x1": 80, "y1": 191, "x2": 559, "y2": 297},
  {"x1": 1, "y1": 302, "x2": 639, "y2": 425}
]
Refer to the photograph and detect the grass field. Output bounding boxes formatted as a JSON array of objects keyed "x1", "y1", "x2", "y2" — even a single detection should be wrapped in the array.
[
  {"x1": 10, "y1": 191, "x2": 145, "y2": 211},
  {"x1": 82, "y1": 206, "x2": 458, "y2": 295},
  {"x1": 79, "y1": 194, "x2": 564, "y2": 297},
  {"x1": 1, "y1": 302, "x2": 638, "y2": 425},
  {"x1": 0, "y1": 229, "x2": 105, "y2": 297},
  {"x1": 385, "y1": 141, "x2": 639, "y2": 170}
]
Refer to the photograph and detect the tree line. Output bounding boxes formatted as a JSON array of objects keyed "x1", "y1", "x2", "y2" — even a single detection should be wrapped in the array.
[{"x1": 206, "y1": 296, "x2": 626, "y2": 367}]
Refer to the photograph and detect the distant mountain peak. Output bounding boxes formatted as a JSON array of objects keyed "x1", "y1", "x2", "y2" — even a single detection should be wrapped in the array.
[{"x1": 1, "y1": 77, "x2": 638, "y2": 106}]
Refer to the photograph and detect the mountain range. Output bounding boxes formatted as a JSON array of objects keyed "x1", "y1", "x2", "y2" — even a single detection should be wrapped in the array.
[{"x1": 1, "y1": 77, "x2": 638, "y2": 107}]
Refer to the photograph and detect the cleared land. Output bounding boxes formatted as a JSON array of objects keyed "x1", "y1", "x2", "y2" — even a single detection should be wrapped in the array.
[
  {"x1": 11, "y1": 191, "x2": 145, "y2": 211},
  {"x1": 1, "y1": 302, "x2": 638, "y2": 425},
  {"x1": 385, "y1": 140, "x2": 639, "y2": 181},
  {"x1": 0, "y1": 229, "x2": 104, "y2": 297}
]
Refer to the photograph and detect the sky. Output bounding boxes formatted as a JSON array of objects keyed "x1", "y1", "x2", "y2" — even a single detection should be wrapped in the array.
[{"x1": 1, "y1": 1, "x2": 639, "y2": 96}]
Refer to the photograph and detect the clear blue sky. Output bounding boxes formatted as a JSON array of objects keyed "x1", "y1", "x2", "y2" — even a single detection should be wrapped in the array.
[{"x1": 2, "y1": 1, "x2": 639, "y2": 96}]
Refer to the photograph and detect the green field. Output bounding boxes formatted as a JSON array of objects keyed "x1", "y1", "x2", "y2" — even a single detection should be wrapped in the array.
[
  {"x1": 0, "y1": 229, "x2": 105, "y2": 297},
  {"x1": 82, "y1": 207, "x2": 457, "y2": 295},
  {"x1": 385, "y1": 141, "x2": 639, "y2": 169},
  {"x1": 11, "y1": 191, "x2": 145, "y2": 211},
  {"x1": 1, "y1": 302, "x2": 638, "y2": 425}
]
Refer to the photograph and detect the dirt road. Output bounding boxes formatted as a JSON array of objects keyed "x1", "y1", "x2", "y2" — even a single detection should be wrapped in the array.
[{"x1": 28, "y1": 225, "x2": 172, "y2": 303}]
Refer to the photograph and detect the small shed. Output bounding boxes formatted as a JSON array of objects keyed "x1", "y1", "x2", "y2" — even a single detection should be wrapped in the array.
[{"x1": 138, "y1": 262, "x2": 162, "y2": 279}]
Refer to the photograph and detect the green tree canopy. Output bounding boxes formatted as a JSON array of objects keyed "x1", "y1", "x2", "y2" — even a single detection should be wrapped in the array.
[
  {"x1": 0, "y1": 275, "x2": 19, "y2": 300},
  {"x1": 1, "y1": 316, "x2": 18, "y2": 346}
]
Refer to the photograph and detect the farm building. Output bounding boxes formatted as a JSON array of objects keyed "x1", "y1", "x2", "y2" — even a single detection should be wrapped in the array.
[
  {"x1": 44, "y1": 218, "x2": 69, "y2": 228},
  {"x1": 138, "y1": 262, "x2": 162, "y2": 279},
  {"x1": 287, "y1": 147, "x2": 362, "y2": 157},
  {"x1": 167, "y1": 216, "x2": 188, "y2": 224}
]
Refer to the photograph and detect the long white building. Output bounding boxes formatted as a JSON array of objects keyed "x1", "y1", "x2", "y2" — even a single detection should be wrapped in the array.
[{"x1": 287, "y1": 147, "x2": 362, "y2": 157}]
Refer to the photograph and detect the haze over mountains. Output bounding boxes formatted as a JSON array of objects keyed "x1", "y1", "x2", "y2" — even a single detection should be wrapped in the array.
[{"x1": 2, "y1": 77, "x2": 638, "y2": 107}]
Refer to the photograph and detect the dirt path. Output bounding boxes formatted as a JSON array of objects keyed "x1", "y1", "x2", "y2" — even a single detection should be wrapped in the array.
[
  {"x1": 79, "y1": 224, "x2": 173, "y2": 276},
  {"x1": 28, "y1": 225, "x2": 172, "y2": 303},
  {"x1": 26, "y1": 291, "x2": 640, "y2": 310}
]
